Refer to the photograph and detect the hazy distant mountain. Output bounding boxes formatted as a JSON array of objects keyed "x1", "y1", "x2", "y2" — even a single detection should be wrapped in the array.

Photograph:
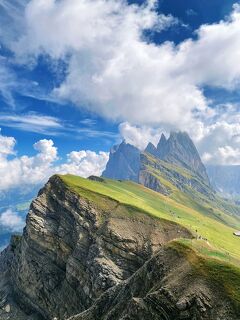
[
  {"x1": 1, "y1": 136, "x2": 240, "y2": 319},
  {"x1": 145, "y1": 141, "x2": 159, "y2": 158},
  {"x1": 146, "y1": 132, "x2": 210, "y2": 184},
  {"x1": 102, "y1": 140, "x2": 140, "y2": 182},
  {"x1": 103, "y1": 131, "x2": 210, "y2": 187},
  {"x1": 207, "y1": 165, "x2": 240, "y2": 197}
]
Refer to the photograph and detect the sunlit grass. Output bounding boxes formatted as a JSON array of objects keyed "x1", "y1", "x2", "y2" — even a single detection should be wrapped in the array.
[
  {"x1": 169, "y1": 240, "x2": 240, "y2": 309},
  {"x1": 59, "y1": 174, "x2": 240, "y2": 262}
]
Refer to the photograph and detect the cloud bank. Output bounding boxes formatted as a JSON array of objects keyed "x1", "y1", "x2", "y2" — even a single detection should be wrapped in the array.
[
  {"x1": 120, "y1": 114, "x2": 240, "y2": 165},
  {"x1": 6, "y1": 1, "x2": 240, "y2": 127},
  {"x1": 0, "y1": 129, "x2": 109, "y2": 192},
  {"x1": 1, "y1": 0, "x2": 240, "y2": 165},
  {"x1": 0, "y1": 209, "x2": 25, "y2": 232}
]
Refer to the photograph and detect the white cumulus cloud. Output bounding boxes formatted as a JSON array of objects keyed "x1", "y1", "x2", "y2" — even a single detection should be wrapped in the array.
[
  {"x1": 188, "y1": 104, "x2": 240, "y2": 165},
  {"x1": 0, "y1": 129, "x2": 109, "y2": 192},
  {"x1": 60, "y1": 150, "x2": 109, "y2": 177},
  {"x1": 0, "y1": 128, "x2": 16, "y2": 157},
  {"x1": 0, "y1": 209, "x2": 25, "y2": 232},
  {"x1": 1, "y1": 0, "x2": 240, "y2": 166},
  {"x1": 4, "y1": 0, "x2": 240, "y2": 129},
  {"x1": 119, "y1": 104, "x2": 240, "y2": 165},
  {"x1": 119, "y1": 122, "x2": 163, "y2": 150},
  {"x1": 202, "y1": 146, "x2": 240, "y2": 165},
  {"x1": 6, "y1": 0, "x2": 204, "y2": 128}
]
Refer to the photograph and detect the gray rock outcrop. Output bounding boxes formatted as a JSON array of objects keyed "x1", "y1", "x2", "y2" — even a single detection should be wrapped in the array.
[
  {"x1": 148, "y1": 132, "x2": 210, "y2": 185},
  {"x1": 102, "y1": 131, "x2": 210, "y2": 192},
  {"x1": 69, "y1": 243, "x2": 239, "y2": 320},
  {"x1": 102, "y1": 141, "x2": 140, "y2": 182},
  {"x1": 0, "y1": 175, "x2": 190, "y2": 320},
  {"x1": 0, "y1": 175, "x2": 239, "y2": 320},
  {"x1": 139, "y1": 153, "x2": 214, "y2": 199}
]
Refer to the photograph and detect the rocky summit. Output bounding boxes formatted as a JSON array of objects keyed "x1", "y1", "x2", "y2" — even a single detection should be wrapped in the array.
[
  {"x1": 102, "y1": 134, "x2": 240, "y2": 200},
  {"x1": 102, "y1": 131, "x2": 210, "y2": 194},
  {"x1": 0, "y1": 174, "x2": 240, "y2": 320},
  {"x1": 102, "y1": 140, "x2": 140, "y2": 182},
  {"x1": 155, "y1": 132, "x2": 209, "y2": 184},
  {"x1": 0, "y1": 175, "x2": 191, "y2": 320}
]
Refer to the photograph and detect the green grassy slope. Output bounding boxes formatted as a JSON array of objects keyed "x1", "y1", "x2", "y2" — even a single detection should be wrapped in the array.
[
  {"x1": 141, "y1": 152, "x2": 240, "y2": 223},
  {"x1": 169, "y1": 240, "x2": 240, "y2": 310},
  {"x1": 59, "y1": 174, "x2": 240, "y2": 263}
]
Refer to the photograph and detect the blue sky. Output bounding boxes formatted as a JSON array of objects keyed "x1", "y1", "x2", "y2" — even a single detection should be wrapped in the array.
[
  {"x1": 1, "y1": 0, "x2": 240, "y2": 244},
  {"x1": 1, "y1": 0, "x2": 240, "y2": 193}
]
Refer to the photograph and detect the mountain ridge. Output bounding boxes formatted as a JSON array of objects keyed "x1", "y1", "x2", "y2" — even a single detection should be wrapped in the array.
[
  {"x1": 1, "y1": 174, "x2": 240, "y2": 319},
  {"x1": 103, "y1": 132, "x2": 240, "y2": 199},
  {"x1": 1, "y1": 133, "x2": 240, "y2": 319},
  {"x1": 102, "y1": 140, "x2": 140, "y2": 182},
  {"x1": 155, "y1": 131, "x2": 209, "y2": 184},
  {"x1": 103, "y1": 131, "x2": 210, "y2": 190}
]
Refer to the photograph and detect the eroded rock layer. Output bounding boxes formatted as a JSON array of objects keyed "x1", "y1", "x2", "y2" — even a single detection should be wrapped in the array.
[
  {"x1": 69, "y1": 243, "x2": 240, "y2": 320},
  {"x1": 0, "y1": 175, "x2": 190, "y2": 319}
]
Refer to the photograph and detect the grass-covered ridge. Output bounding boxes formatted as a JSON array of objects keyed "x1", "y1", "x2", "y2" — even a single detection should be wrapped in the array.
[
  {"x1": 142, "y1": 152, "x2": 240, "y2": 223},
  {"x1": 59, "y1": 174, "x2": 240, "y2": 263},
  {"x1": 169, "y1": 240, "x2": 240, "y2": 309}
]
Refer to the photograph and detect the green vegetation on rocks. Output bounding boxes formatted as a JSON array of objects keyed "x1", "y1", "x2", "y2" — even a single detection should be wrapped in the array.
[{"x1": 60, "y1": 174, "x2": 240, "y2": 262}]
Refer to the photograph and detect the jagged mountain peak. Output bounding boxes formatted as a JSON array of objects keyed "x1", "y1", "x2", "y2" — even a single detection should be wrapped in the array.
[
  {"x1": 157, "y1": 133, "x2": 168, "y2": 158},
  {"x1": 152, "y1": 131, "x2": 209, "y2": 184},
  {"x1": 103, "y1": 131, "x2": 210, "y2": 187},
  {"x1": 145, "y1": 142, "x2": 158, "y2": 156},
  {"x1": 157, "y1": 132, "x2": 167, "y2": 149},
  {"x1": 110, "y1": 139, "x2": 127, "y2": 153},
  {"x1": 168, "y1": 131, "x2": 196, "y2": 149},
  {"x1": 102, "y1": 140, "x2": 140, "y2": 182}
]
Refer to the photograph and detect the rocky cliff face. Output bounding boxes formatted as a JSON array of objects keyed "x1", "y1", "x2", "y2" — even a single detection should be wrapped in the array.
[
  {"x1": 0, "y1": 175, "x2": 190, "y2": 320},
  {"x1": 0, "y1": 235, "x2": 39, "y2": 320},
  {"x1": 147, "y1": 132, "x2": 210, "y2": 185},
  {"x1": 139, "y1": 153, "x2": 214, "y2": 199},
  {"x1": 102, "y1": 132, "x2": 210, "y2": 193},
  {"x1": 69, "y1": 242, "x2": 239, "y2": 320},
  {"x1": 102, "y1": 141, "x2": 140, "y2": 182},
  {"x1": 145, "y1": 142, "x2": 159, "y2": 158},
  {"x1": 0, "y1": 175, "x2": 239, "y2": 320},
  {"x1": 157, "y1": 133, "x2": 168, "y2": 158}
]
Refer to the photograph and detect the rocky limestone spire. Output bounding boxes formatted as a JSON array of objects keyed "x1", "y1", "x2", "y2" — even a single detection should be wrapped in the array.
[
  {"x1": 157, "y1": 133, "x2": 167, "y2": 150},
  {"x1": 157, "y1": 133, "x2": 168, "y2": 158},
  {"x1": 159, "y1": 131, "x2": 210, "y2": 184},
  {"x1": 102, "y1": 140, "x2": 140, "y2": 182},
  {"x1": 145, "y1": 142, "x2": 158, "y2": 157}
]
